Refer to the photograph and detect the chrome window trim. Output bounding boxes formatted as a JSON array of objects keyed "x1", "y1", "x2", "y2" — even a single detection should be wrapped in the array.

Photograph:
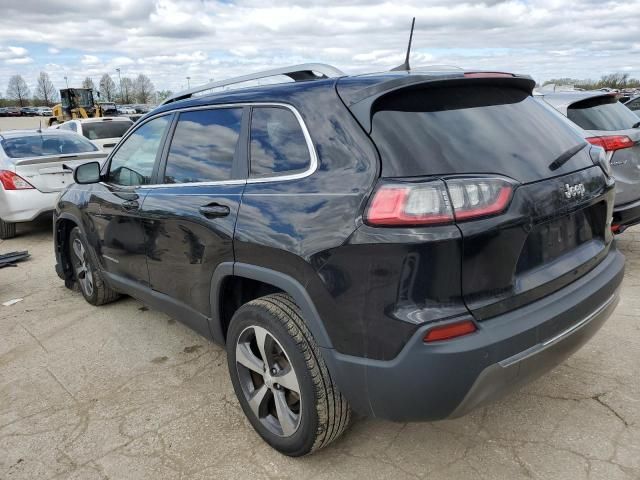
[{"x1": 114, "y1": 102, "x2": 318, "y2": 190}]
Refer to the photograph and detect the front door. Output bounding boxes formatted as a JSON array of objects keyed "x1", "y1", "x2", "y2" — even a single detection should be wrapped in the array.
[
  {"x1": 140, "y1": 107, "x2": 246, "y2": 334},
  {"x1": 84, "y1": 114, "x2": 172, "y2": 285}
]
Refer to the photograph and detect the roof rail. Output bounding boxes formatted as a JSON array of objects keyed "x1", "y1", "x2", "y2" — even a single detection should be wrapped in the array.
[{"x1": 161, "y1": 63, "x2": 345, "y2": 105}]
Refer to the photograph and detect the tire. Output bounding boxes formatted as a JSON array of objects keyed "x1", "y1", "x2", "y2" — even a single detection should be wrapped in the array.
[
  {"x1": 68, "y1": 227, "x2": 119, "y2": 306},
  {"x1": 0, "y1": 219, "x2": 16, "y2": 239},
  {"x1": 226, "y1": 293, "x2": 351, "y2": 456}
]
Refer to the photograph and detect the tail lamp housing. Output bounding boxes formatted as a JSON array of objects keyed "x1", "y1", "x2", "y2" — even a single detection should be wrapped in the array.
[
  {"x1": 365, "y1": 177, "x2": 515, "y2": 227},
  {"x1": 0, "y1": 170, "x2": 34, "y2": 190},
  {"x1": 586, "y1": 135, "x2": 634, "y2": 153}
]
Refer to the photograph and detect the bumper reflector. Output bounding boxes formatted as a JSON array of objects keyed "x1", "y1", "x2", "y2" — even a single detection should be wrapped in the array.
[{"x1": 424, "y1": 320, "x2": 477, "y2": 342}]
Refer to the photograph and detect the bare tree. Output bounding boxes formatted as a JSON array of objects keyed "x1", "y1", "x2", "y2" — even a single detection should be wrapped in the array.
[
  {"x1": 99, "y1": 74, "x2": 117, "y2": 101},
  {"x1": 134, "y1": 74, "x2": 155, "y2": 104},
  {"x1": 82, "y1": 77, "x2": 95, "y2": 90},
  {"x1": 156, "y1": 90, "x2": 173, "y2": 103},
  {"x1": 35, "y1": 72, "x2": 57, "y2": 106},
  {"x1": 6, "y1": 75, "x2": 30, "y2": 107},
  {"x1": 120, "y1": 77, "x2": 134, "y2": 103}
]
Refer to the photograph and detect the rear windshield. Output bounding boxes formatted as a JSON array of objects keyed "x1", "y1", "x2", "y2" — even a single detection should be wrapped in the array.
[
  {"x1": 371, "y1": 85, "x2": 589, "y2": 182},
  {"x1": 1, "y1": 133, "x2": 99, "y2": 158},
  {"x1": 82, "y1": 121, "x2": 132, "y2": 140},
  {"x1": 567, "y1": 95, "x2": 640, "y2": 131}
]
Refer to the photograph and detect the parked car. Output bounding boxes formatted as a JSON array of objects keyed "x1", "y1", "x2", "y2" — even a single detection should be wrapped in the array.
[
  {"x1": 625, "y1": 95, "x2": 640, "y2": 113},
  {"x1": 116, "y1": 105, "x2": 136, "y2": 115},
  {"x1": 20, "y1": 107, "x2": 38, "y2": 116},
  {"x1": 54, "y1": 117, "x2": 133, "y2": 153},
  {"x1": 36, "y1": 106, "x2": 53, "y2": 116},
  {"x1": 537, "y1": 91, "x2": 640, "y2": 232},
  {"x1": 0, "y1": 108, "x2": 7, "y2": 117},
  {"x1": 98, "y1": 102, "x2": 119, "y2": 116},
  {"x1": 5, "y1": 107, "x2": 21, "y2": 117},
  {"x1": 0, "y1": 129, "x2": 107, "y2": 238},
  {"x1": 54, "y1": 64, "x2": 624, "y2": 456}
]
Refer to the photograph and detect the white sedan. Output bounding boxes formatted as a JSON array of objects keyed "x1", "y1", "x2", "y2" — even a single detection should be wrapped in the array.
[
  {"x1": 53, "y1": 117, "x2": 133, "y2": 153},
  {"x1": 0, "y1": 129, "x2": 107, "y2": 239}
]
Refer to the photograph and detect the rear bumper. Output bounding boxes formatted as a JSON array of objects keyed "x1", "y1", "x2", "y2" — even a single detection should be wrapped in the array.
[
  {"x1": 613, "y1": 197, "x2": 640, "y2": 232},
  {"x1": 324, "y1": 246, "x2": 624, "y2": 421},
  {"x1": 0, "y1": 188, "x2": 59, "y2": 222}
]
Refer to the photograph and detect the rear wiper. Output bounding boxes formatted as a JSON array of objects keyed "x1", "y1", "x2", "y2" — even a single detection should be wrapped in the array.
[{"x1": 549, "y1": 143, "x2": 588, "y2": 171}]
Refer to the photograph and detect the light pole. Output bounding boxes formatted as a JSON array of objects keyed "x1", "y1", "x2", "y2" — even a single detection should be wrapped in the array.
[
  {"x1": 116, "y1": 68, "x2": 122, "y2": 103},
  {"x1": 186, "y1": 76, "x2": 191, "y2": 88},
  {"x1": 64, "y1": 76, "x2": 69, "y2": 88}
]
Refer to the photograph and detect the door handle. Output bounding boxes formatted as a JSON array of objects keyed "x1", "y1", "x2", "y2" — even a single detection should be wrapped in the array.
[
  {"x1": 122, "y1": 200, "x2": 140, "y2": 210},
  {"x1": 199, "y1": 204, "x2": 230, "y2": 218}
]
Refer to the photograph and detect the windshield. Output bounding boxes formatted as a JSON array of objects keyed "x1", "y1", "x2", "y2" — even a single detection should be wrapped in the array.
[
  {"x1": 371, "y1": 84, "x2": 591, "y2": 183},
  {"x1": 82, "y1": 121, "x2": 132, "y2": 140},
  {"x1": 567, "y1": 95, "x2": 640, "y2": 131},
  {"x1": 1, "y1": 133, "x2": 99, "y2": 158}
]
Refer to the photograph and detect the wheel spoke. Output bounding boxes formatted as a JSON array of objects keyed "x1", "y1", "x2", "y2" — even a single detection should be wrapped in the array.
[
  {"x1": 248, "y1": 384, "x2": 269, "y2": 419},
  {"x1": 253, "y1": 326, "x2": 270, "y2": 368},
  {"x1": 72, "y1": 239, "x2": 84, "y2": 261},
  {"x1": 273, "y1": 390, "x2": 298, "y2": 436},
  {"x1": 274, "y1": 367, "x2": 300, "y2": 394},
  {"x1": 236, "y1": 342, "x2": 264, "y2": 375}
]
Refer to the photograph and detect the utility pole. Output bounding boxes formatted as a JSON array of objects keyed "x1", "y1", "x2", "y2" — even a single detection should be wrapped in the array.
[
  {"x1": 186, "y1": 76, "x2": 191, "y2": 88},
  {"x1": 116, "y1": 68, "x2": 122, "y2": 103},
  {"x1": 64, "y1": 76, "x2": 69, "y2": 88}
]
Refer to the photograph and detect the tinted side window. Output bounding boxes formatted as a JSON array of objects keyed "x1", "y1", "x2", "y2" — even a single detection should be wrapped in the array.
[
  {"x1": 250, "y1": 107, "x2": 310, "y2": 176},
  {"x1": 164, "y1": 108, "x2": 242, "y2": 184},
  {"x1": 627, "y1": 99, "x2": 640, "y2": 111},
  {"x1": 107, "y1": 115, "x2": 170, "y2": 186}
]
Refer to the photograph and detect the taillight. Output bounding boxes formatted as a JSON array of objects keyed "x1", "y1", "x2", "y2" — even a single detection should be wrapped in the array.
[
  {"x1": 586, "y1": 135, "x2": 634, "y2": 152},
  {"x1": 365, "y1": 177, "x2": 514, "y2": 227},
  {"x1": 0, "y1": 170, "x2": 34, "y2": 190},
  {"x1": 424, "y1": 319, "x2": 477, "y2": 342},
  {"x1": 365, "y1": 180, "x2": 453, "y2": 226}
]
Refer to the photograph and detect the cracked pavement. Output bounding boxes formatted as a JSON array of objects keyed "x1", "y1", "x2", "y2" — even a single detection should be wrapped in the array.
[{"x1": 1, "y1": 218, "x2": 640, "y2": 480}]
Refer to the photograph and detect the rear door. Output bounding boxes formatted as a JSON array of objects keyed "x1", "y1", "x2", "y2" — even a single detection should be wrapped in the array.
[
  {"x1": 83, "y1": 114, "x2": 173, "y2": 284},
  {"x1": 140, "y1": 107, "x2": 246, "y2": 336},
  {"x1": 566, "y1": 96, "x2": 640, "y2": 205}
]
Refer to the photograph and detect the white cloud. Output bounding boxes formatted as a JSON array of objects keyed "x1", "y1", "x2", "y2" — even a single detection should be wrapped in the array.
[{"x1": 0, "y1": 0, "x2": 638, "y2": 93}]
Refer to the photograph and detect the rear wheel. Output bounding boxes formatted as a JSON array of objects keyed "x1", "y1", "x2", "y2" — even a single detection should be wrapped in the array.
[
  {"x1": 68, "y1": 227, "x2": 119, "y2": 305},
  {"x1": 226, "y1": 293, "x2": 351, "y2": 456},
  {"x1": 0, "y1": 219, "x2": 16, "y2": 239}
]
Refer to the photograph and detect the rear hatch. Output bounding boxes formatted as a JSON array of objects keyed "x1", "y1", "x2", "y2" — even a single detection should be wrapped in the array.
[
  {"x1": 1, "y1": 133, "x2": 107, "y2": 193},
  {"x1": 565, "y1": 95, "x2": 640, "y2": 205},
  {"x1": 339, "y1": 76, "x2": 614, "y2": 320}
]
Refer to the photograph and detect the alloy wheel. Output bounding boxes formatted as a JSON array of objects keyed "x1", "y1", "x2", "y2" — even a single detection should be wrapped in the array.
[
  {"x1": 72, "y1": 238, "x2": 94, "y2": 297},
  {"x1": 235, "y1": 325, "x2": 302, "y2": 437}
]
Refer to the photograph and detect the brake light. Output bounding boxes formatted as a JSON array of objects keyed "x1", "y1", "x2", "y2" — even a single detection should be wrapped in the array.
[
  {"x1": 0, "y1": 170, "x2": 34, "y2": 190},
  {"x1": 586, "y1": 135, "x2": 634, "y2": 152},
  {"x1": 424, "y1": 319, "x2": 477, "y2": 342},
  {"x1": 365, "y1": 177, "x2": 514, "y2": 227}
]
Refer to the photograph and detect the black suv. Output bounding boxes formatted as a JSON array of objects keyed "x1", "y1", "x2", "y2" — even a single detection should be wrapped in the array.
[{"x1": 54, "y1": 64, "x2": 624, "y2": 456}]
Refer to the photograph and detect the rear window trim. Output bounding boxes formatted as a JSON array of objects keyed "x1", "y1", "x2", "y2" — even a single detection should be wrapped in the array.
[{"x1": 132, "y1": 102, "x2": 318, "y2": 189}]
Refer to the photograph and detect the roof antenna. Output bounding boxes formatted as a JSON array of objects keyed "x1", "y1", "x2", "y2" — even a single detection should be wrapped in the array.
[{"x1": 391, "y1": 17, "x2": 415, "y2": 71}]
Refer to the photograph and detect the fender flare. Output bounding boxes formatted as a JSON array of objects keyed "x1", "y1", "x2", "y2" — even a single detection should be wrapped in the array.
[{"x1": 209, "y1": 262, "x2": 334, "y2": 350}]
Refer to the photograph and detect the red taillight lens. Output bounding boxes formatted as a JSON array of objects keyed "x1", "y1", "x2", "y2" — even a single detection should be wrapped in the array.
[
  {"x1": 586, "y1": 135, "x2": 634, "y2": 152},
  {"x1": 365, "y1": 180, "x2": 454, "y2": 226},
  {"x1": 0, "y1": 170, "x2": 34, "y2": 190},
  {"x1": 365, "y1": 178, "x2": 514, "y2": 227},
  {"x1": 424, "y1": 320, "x2": 477, "y2": 342}
]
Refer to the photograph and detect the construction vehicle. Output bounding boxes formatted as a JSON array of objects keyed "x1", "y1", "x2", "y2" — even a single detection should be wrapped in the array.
[{"x1": 48, "y1": 88, "x2": 106, "y2": 126}]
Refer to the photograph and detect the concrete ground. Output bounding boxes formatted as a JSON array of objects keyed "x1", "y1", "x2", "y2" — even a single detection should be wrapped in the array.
[
  {"x1": 1, "y1": 218, "x2": 639, "y2": 480},
  {"x1": 0, "y1": 116, "x2": 50, "y2": 132}
]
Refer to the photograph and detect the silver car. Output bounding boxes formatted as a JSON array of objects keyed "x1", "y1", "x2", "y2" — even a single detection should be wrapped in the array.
[
  {"x1": 0, "y1": 129, "x2": 107, "y2": 238},
  {"x1": 53, "y1": 117, "x2": 133, "y2": 153},
  {"x1": 537, "y1": 91, "x2": 640, "y2": 232}
]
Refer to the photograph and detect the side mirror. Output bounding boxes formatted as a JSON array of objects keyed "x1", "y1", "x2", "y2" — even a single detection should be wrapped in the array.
[{"x1": 74, "y1": 161, "x2": 101, "y2": 184}]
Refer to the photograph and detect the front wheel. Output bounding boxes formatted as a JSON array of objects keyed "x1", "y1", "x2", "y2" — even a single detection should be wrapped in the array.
[
  {"x1": 68, "y1": 227, "x2": 119, "y2": 305},
  {"x1": 226, "y1": 293, "x2": 351, "y2": 456}
]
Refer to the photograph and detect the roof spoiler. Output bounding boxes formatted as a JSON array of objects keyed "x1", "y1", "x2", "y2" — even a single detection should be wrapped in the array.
[
  {"x1": 341, "y1": 73, "x2": 536, "y2": 132},
  {"x1": 162, "y1": 63, "x2": 345, "y2": 105}
]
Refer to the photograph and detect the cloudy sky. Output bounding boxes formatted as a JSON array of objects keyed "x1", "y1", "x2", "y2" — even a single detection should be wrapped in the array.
[{"x1": 1, "y1": 0, "x2": 639, "y2": 96}]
